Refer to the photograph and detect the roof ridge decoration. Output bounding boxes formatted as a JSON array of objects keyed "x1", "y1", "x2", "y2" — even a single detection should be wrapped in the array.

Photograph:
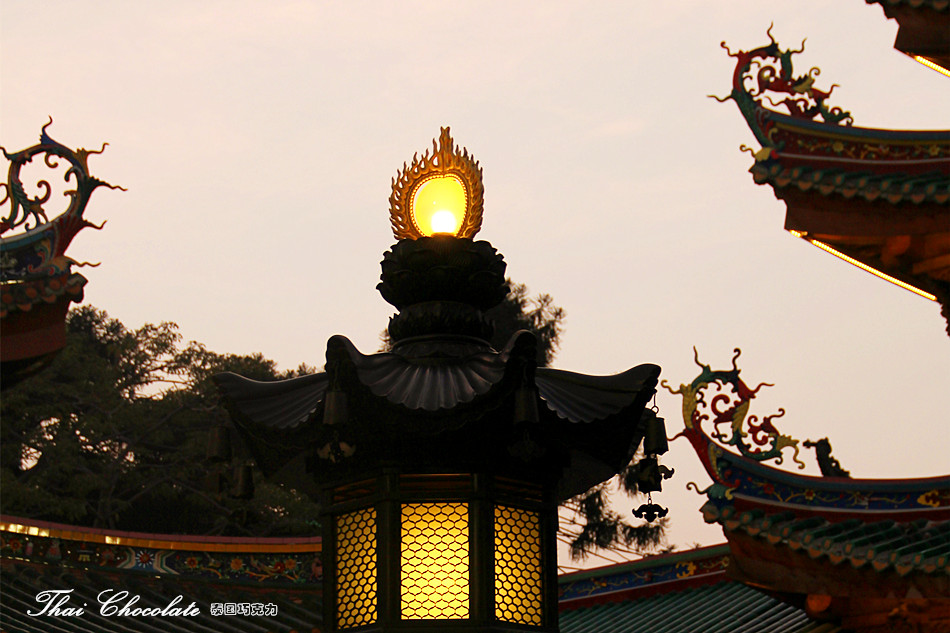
[
  {"x1": 1, "y1": 118, "x2": 122, "y2": 241},
  {"x1": 664, "y1": 349, "x2": 950, "y2": 520},
  {"x1": 1, "y1": 119, "x2": 124, "y2": 292},
  {"x1": 711, "y1": 26, "x2": 854, "y2": 160}
]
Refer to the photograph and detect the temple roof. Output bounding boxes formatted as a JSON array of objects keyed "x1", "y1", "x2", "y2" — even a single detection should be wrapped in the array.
[
  {"x1": 664, "y1": 350, "x2": 950, "y2": 629},
  {"x1": 717, "y1": 32, "x2": 950, "y2": 332},
  {"x1": 705, "y1": 505, "x2": 949, "y2": 578},
  {"x1": 0, "y1": 515, "x2": 322, "y2": 633},
  {"x1": 559, "y1": 545, "x2": 836, "y2": 633}
]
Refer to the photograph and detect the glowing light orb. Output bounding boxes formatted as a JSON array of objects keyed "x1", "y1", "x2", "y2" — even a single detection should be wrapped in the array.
[
  {"x1": 430, "y1": 210, "x2": 458, "y2": 235},
  {"x1": 411, "y1": 176, "x2": 467, "y2": 237}
]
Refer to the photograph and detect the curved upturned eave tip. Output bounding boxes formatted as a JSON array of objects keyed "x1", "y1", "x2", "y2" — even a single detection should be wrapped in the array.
[{"x1": 535, "y1": 363, "x2": 660, "y2": 424}]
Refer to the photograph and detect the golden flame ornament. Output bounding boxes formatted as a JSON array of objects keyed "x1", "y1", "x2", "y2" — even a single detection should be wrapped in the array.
[{"x1": 389, "y1": 127, "x2": 484, "y2": 240}]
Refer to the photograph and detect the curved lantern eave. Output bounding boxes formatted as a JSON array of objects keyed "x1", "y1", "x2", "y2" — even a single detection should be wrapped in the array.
[{"x1": 215, "y1": 331, "x2": 661, "y2": 501}]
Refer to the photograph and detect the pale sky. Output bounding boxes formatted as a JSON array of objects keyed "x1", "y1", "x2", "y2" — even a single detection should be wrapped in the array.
[{"x1": 2, "y1": 1, "x2": 948, "y2": 564}]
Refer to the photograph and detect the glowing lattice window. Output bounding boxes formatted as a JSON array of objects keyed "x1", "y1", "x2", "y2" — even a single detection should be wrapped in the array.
[
  {"x1": 494, "y1": 505, "x2": 542, "y2": 625},
  {"x1": 336, "y1": 507, "x2": 377, "y2": 628},
  {"x1": 400, "y1": 503, "x2": 470, "y2": 619}
]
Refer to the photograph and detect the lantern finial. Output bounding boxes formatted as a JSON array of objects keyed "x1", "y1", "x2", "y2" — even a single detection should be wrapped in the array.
[{"x1": 389, "y1": 127, "x2": 484, "y2": 240}]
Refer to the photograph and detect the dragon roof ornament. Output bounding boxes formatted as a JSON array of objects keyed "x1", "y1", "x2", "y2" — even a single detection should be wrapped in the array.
[
  {"x1": 664, "y1": 347, "x2": 805, "y2": 472},
  {"x1": 2, "y1": 118, "x2": 122, "y2": 238},
  {"x1": 711, "y1": 27, "x2": 853, "y2": 159},
  {"x1": 1, "y1": 121, "x2": 121, "y2": 383},
  {"x1": 663, "y1": 348, "x2": 810, "y2": 502},
  {"x1": 1, "y1": 119, "x2": 123, "y2": 283},
  {"x1": 665, "y1": 350, "x2": 950, "y2": 522}
]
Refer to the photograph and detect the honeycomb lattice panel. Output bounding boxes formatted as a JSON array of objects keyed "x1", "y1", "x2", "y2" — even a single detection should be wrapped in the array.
[
  {"x1": 494, "y1": 505, "x2": 542, "y2": 625},
  {"x1": 336, "y1": 507, "x2": 377, "y2": 628},
  {"x1": 401, "y1": 503, "x2": 470, "y2": 619}
]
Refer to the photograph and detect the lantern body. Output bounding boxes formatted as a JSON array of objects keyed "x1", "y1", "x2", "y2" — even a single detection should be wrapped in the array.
[{"x1": 324, "y1": 471, "x2": 557, "y2": 632}]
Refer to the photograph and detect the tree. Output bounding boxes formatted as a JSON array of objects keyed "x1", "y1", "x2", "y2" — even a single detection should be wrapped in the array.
[
  {"x1": 484, "y1": 281, "x2": 565, "y2": 367},
  {"x1": 488, "y1": 282, "x2": 669, "y2": 563},
  {"x1": 0, "y1": 306, "x2": 320, "y2": 536}
]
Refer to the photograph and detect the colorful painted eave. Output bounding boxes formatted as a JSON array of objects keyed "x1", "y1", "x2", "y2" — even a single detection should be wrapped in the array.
[
  {"x1": 0, "y1": 515, "x2": 322, "y2": 574},
  {"x1": 558, "y1": 544, "x2": 731, "y2": 611},
  {"x1": 697, "y1": 450, "x2": 950, "y2": 581},
  {"x1": 750, "y1": 110, "x2": 950, "y2": 208},
  {"x1": 691, "y1": 429, "x2": 950, "y2": 581},
  {"x1": 704, "y1": 448, "x2": 950, "y2": 519},
  {"x1": 665, "y1": 350, "x2": 950, "y2": 587}
]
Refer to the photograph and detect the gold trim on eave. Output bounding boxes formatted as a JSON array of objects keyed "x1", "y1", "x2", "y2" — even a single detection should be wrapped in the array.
[
  {"x1": 0, "y1": 521, "x2": 321, "y2": 553},
  {"x1": 912, "y1": 55, "x2": 950, "y2": 78},
  {"x1": 788, "y1": 230, "x2": 937, "y2": 301}
]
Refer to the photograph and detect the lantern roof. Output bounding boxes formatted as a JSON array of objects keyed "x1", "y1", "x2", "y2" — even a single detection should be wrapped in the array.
[{"x1": 216, "y1": 330, "x2": 660, "y2": 502}]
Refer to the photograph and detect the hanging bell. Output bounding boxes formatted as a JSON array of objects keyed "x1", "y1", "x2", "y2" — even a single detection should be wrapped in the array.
[
  {"x1": 643, "y1": 416, "x2": 669, "y2": 456},
  {"x1": 513, "y1": 385, "x2": 539, "y2": 425},
  {"x1": 233, "y1": 464, "x2": 255, "y2": 500},
  {"x1": 207, "y1": 426, "x2": 232, "y2": 463},
  {"x1": 323, "y1": 389, "x2": 348, "y2": 426},
  {"x1": 636, "y1": 456, "x2": 662, "y2": 493}
]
